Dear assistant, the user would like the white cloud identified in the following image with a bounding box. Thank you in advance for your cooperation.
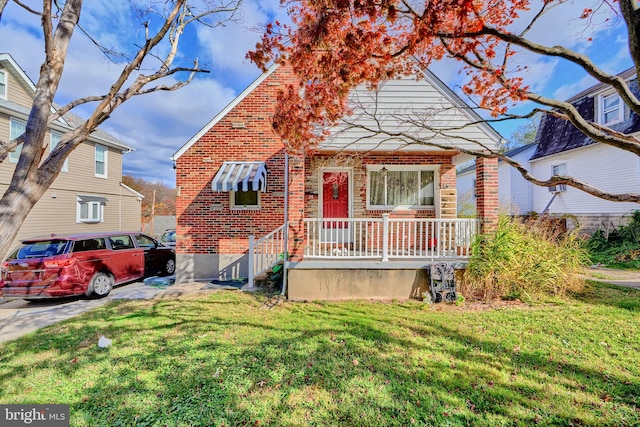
[0,0,278,187]
[0,0,634,187]
[196,0,291,84]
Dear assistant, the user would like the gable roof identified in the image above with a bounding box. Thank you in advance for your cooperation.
[172,63,280,161]
[319,67,502,152]
[173,63,503,160]
[456,142,537,176]
[530,70,640,161]
[0,52,132,152]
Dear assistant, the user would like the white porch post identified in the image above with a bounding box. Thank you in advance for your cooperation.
[248,235,255,287]
[382,213,390,262]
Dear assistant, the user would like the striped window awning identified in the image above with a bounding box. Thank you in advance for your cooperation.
[211,161,267,192]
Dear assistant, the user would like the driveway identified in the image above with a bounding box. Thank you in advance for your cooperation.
[0,279,248,344]
[583,267,640,290]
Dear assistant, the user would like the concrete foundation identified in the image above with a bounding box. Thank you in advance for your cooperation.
[564,213,632,235]
[176,253,247,283]
[287,261,465,301]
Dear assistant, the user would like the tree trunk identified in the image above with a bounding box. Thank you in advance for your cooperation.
[0,180,50,258]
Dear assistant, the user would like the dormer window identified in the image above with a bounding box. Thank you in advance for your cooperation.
[600,93,622,125]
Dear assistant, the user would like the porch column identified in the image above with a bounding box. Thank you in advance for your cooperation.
[475,156,499,232]
[287,154,306,262]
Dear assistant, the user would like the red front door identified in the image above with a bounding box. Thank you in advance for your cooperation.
[323,172,349,228]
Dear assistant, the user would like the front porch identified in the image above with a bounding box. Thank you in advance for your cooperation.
[303,216,478,260]
[248,216,478,296]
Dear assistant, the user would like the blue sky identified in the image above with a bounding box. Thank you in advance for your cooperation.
[0,1,633,187]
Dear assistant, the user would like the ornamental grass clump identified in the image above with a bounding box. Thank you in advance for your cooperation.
[464,216,589,301]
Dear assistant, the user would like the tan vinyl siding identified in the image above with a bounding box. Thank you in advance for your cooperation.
[0,55,141,251]
[0,184,142,250]
[51,142,125,195]
[4,67,33,108]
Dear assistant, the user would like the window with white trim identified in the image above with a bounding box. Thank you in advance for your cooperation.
[552,163,567,177]
[50,131,68,172]
[95,144,107,178]
[0,70,7,99]
[9,118,25,163]
[367,166,436,209]
[77,195,106,223]
[600,93,622,125]
[230,190,260,209]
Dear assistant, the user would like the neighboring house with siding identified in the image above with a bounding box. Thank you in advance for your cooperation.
[172,64,502,300]
[0,53,142,251]
[528,68,640,233]
[457,68,640,234]
[457,143,537,216]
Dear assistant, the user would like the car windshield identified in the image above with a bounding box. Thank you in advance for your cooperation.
[160,231,176,243]
[15,240,70,259]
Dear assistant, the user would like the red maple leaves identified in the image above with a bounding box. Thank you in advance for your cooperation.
[247,0,565,151]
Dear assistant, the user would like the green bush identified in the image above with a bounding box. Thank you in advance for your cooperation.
[584,211,640,268]
[463,216,589,301]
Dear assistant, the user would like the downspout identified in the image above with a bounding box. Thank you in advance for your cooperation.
[119,184,123,231]
[281,151,289,297]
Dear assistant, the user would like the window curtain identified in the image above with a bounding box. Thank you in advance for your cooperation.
[369,169,435,207]
[369,170,386,205]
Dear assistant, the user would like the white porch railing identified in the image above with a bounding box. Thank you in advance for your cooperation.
[248,224,286,287]
[304,215,479,260]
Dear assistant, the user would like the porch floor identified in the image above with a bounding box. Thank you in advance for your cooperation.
[287,259,469,270]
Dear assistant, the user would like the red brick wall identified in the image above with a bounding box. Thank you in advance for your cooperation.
[475,157,499,231]
[176,66,302,255]
[305,153,455,220]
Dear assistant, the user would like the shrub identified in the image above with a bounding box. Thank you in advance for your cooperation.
[463,216,589,301]
[584,210,640,268]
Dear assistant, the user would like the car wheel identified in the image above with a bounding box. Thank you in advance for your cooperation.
[86,272,114,298]
[163,258,176,276]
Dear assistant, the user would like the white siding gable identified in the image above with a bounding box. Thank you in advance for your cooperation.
[321,73,501,152]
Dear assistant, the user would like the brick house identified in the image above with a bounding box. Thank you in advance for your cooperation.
[172,64,500,300]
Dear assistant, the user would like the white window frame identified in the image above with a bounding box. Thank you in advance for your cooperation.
[95,144,108,178]
[599,92,623,126]
[0,70,7,99]
[366,165,438,210]
[50,131,68,172]
[229,190,261,210]
[77,199,104,223]
[9,117,25,164]
[552,163,567,177]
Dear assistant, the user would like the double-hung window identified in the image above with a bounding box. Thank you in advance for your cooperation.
[0,70,7,99]
[601,93,622,125]
[77,195,106,223]
[50,131,68,172]
[95,144,107,178]
[9,118,25,163]
[367,166,436,209]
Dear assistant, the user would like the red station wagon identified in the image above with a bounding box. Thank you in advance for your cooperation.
[0,232,176,299]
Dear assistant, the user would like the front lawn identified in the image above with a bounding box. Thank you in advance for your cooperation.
[1,283,639,426]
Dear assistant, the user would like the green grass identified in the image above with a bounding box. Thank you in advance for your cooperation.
[1,286,639,426]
